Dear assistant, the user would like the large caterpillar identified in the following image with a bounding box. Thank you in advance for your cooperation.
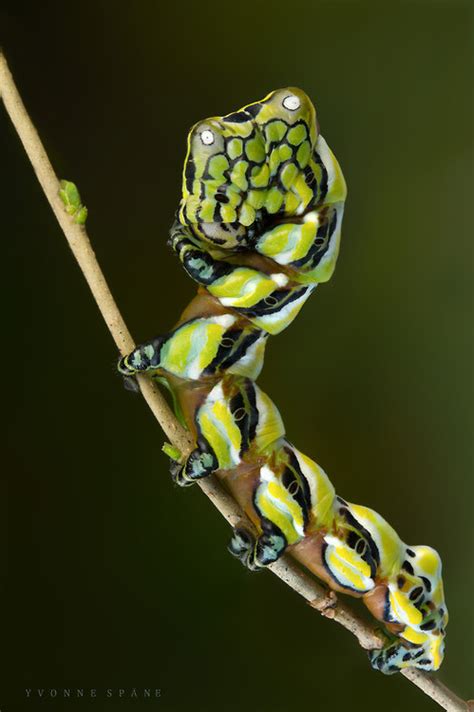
[118,88,448,674]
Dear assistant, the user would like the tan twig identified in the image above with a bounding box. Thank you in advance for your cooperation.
[0,51,467,712]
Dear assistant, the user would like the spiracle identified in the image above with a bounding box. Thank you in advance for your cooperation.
[118,88,447,674]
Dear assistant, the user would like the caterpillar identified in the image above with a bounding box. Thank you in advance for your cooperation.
[118,88,448,674]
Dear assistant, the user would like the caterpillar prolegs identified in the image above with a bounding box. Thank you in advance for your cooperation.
[118,88,447,674]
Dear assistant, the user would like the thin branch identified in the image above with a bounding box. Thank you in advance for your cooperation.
[0,52,467,712]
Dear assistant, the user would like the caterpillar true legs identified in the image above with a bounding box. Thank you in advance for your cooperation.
[118,87,447,674]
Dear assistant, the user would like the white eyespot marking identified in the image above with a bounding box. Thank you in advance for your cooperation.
[283,94,301,111]
[200,129,215,145]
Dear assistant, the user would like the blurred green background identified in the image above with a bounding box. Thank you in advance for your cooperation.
[1,1,472,710]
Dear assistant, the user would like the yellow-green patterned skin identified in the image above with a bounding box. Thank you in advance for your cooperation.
[118,88,447,675]
[180,89,318,238]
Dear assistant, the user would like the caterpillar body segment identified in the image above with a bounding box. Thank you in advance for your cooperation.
[169,219,318,335]
[119,88,447,674]
[118,311,268,383]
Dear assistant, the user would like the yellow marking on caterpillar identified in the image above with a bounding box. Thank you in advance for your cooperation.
[267,480,305,532]
[197,323,227,371]
[295,450,335,526]
[211,401,242,453]
[266,187,284,213]
[198,412,232,467]
[430,580,446,608]
[291,173,313,209]
[255,389,285,451]
[324,545,373,591]
[400,627,429,646]
[256,490,302,545]
[415,546,441,577]
[283,191,300,214]
[208,268,277,307]
[198,405,240,470]
[259,221,318,264]
[287,124,307,146]
[334,544,372,578]
[349,503,402,576]
[317,136,347,204]
[389,589,423,627]
[160,323,194,374]
[240,203,256,226]
[250,163,270,188]
[257,224,291,256]
[220,204,237,223]
[428,635,443,670]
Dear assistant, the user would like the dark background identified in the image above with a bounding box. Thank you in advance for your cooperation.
[2,2,472,710]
